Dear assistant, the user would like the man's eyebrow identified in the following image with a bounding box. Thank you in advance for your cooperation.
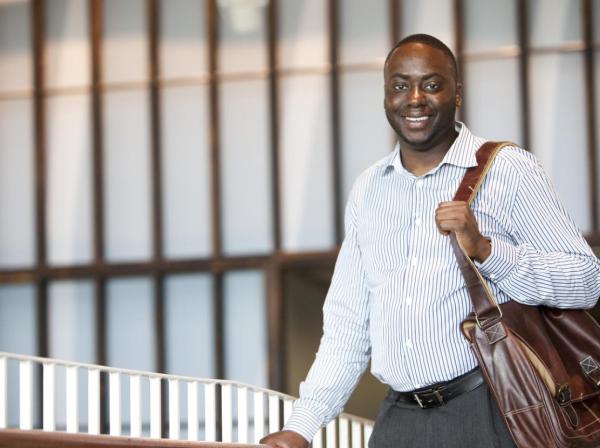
[389,72,445,79]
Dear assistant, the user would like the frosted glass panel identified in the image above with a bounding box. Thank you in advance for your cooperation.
[104,89,152,261]
[340,0,388,64]
[464,58,522,145]
[160,0,207,79]
[162,86,212,258]
[279,0,327,69]
[47,93,93,265]
[0,99,35,267]
[401,0,455,52]
[220,80,272,255]
[49,281,95,362]
[529,0,582,47]
[280,74,334,250]
[219,2,267,73]
[530,53,590,233]
[340,71,390,203]
[224,271,266,387]
[107,278,155,371]
[45,0,90,89]
[0,284,37,355]
[464,0,517,53]
[103,0,148,83]
[165,274,214,377]
[49,281,94,431]
[0,2,32,92]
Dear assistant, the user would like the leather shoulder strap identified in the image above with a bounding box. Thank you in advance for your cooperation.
[450,141,515,324]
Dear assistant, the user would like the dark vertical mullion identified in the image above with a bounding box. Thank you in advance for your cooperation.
[583,0,599,234]
[389,0,401,45]
[453,0,466,122]
[265,0,286,392]
[31,0,49,368]
[147,0,167,437]
[206,0,225,386]
[328,0,343,246]
[89,0,108,433]
[516,0,531,150]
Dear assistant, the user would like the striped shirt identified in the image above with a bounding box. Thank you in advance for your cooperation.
[284,122,600,441]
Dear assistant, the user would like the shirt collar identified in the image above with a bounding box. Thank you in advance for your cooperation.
[381,122,478,176]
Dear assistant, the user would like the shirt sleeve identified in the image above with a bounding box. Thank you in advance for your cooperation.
[476,155,600,309]
[283,185,372,442]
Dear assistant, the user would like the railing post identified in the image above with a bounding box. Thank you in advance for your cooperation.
[351,420,361,448]
[313,427,323,448]
[268,394,279,433]
[19,360,33,430]
[130,375,142,437]
[204,383,216,442]
[283,399,292,425]
[339,417,349,448]
[187,381,198,441]
[109,372,121,436]
[237,386,248,443]
[326,420,336,448]
[0,356,6,429]
[168,379,180,440]
[149,376,161,439]
[42,363,55,431]
[66,366,79,433]
[363,424,373,447]
[253,390,264,443]
[87,369,100,435]
[221,383,232,442]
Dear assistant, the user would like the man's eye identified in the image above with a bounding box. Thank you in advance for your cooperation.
[425,82,440,91]
[393,84,408,91]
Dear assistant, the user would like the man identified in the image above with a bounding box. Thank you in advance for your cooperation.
[261,34,600,448]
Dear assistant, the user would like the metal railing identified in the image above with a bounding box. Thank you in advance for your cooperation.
[0,352,373,447]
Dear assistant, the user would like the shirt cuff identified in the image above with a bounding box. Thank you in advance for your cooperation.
[282,405,324,443]
[475,237,519,282]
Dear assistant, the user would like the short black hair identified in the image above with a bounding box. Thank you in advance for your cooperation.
[385,34,459,81]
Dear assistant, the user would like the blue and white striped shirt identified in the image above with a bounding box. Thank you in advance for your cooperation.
[284,122,600,441]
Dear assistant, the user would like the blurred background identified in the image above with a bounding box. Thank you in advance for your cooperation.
[0,0,599,428]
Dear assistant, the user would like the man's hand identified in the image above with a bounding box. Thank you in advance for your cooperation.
[435,201,491,262]
[260,430,309,448]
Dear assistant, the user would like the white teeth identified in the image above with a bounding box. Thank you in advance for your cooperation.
[405,116,429,122]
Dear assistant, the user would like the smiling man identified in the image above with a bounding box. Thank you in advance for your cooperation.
[260,34,600,448]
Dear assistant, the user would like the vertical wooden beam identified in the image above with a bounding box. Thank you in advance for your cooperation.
[266,0,286,392]
[582,0,599,234]
[31,0,49,366]
[516,0,531,150]
[89,0,108,433]
[206,0,225,390]
[328,0,343,246]
[453,0,466,122]
[389,0,402,46]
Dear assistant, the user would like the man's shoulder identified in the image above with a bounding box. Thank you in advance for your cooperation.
[489,142,540,176]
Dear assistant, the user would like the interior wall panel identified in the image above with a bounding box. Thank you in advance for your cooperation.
[401,0,455,52]
[45,0,90,89]
[0,2,32,93]
[0,99,35,268]
[46,93,93,265]
[339,0,388,64]
[220,79,273,255]
[530,53,590,233]
[161,85,212,259]
[103,0,148,83]
[159,0,207,79]
[463,0,517,53]
[104,89,152,262]
[529,0,582,47]
[280,74,334,251]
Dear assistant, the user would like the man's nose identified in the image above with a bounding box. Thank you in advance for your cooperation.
[408,86,425,105]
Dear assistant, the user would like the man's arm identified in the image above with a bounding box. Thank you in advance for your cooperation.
[262,186,372,446]
[436,153,600,309]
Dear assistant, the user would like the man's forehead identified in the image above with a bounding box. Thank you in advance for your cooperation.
[385,43,455,77]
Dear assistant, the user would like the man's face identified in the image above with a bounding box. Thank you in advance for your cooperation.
[383,42,462,151]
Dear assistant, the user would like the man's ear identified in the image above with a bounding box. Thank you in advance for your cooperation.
[455,82,463,107]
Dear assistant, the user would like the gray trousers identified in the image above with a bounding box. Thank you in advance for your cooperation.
[368,382,516,448]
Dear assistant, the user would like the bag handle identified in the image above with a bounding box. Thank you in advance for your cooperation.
[450,141,514,326]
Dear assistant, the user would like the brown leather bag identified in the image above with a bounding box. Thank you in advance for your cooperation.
[453,141,600,448]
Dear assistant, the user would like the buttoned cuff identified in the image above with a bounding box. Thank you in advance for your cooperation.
[475,237,518,282]
[282,405,324,443]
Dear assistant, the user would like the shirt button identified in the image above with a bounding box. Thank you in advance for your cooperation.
[405,339,413,349]
[415,179,424,188]
[411,257,418,267]
[405,296,413,305]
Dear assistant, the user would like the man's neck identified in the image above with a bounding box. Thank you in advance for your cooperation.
[399,129,458,177]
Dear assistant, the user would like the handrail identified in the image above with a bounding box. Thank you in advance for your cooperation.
[0,352,374,448]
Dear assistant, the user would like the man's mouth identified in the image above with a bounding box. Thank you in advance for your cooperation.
[404,116,430,122]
